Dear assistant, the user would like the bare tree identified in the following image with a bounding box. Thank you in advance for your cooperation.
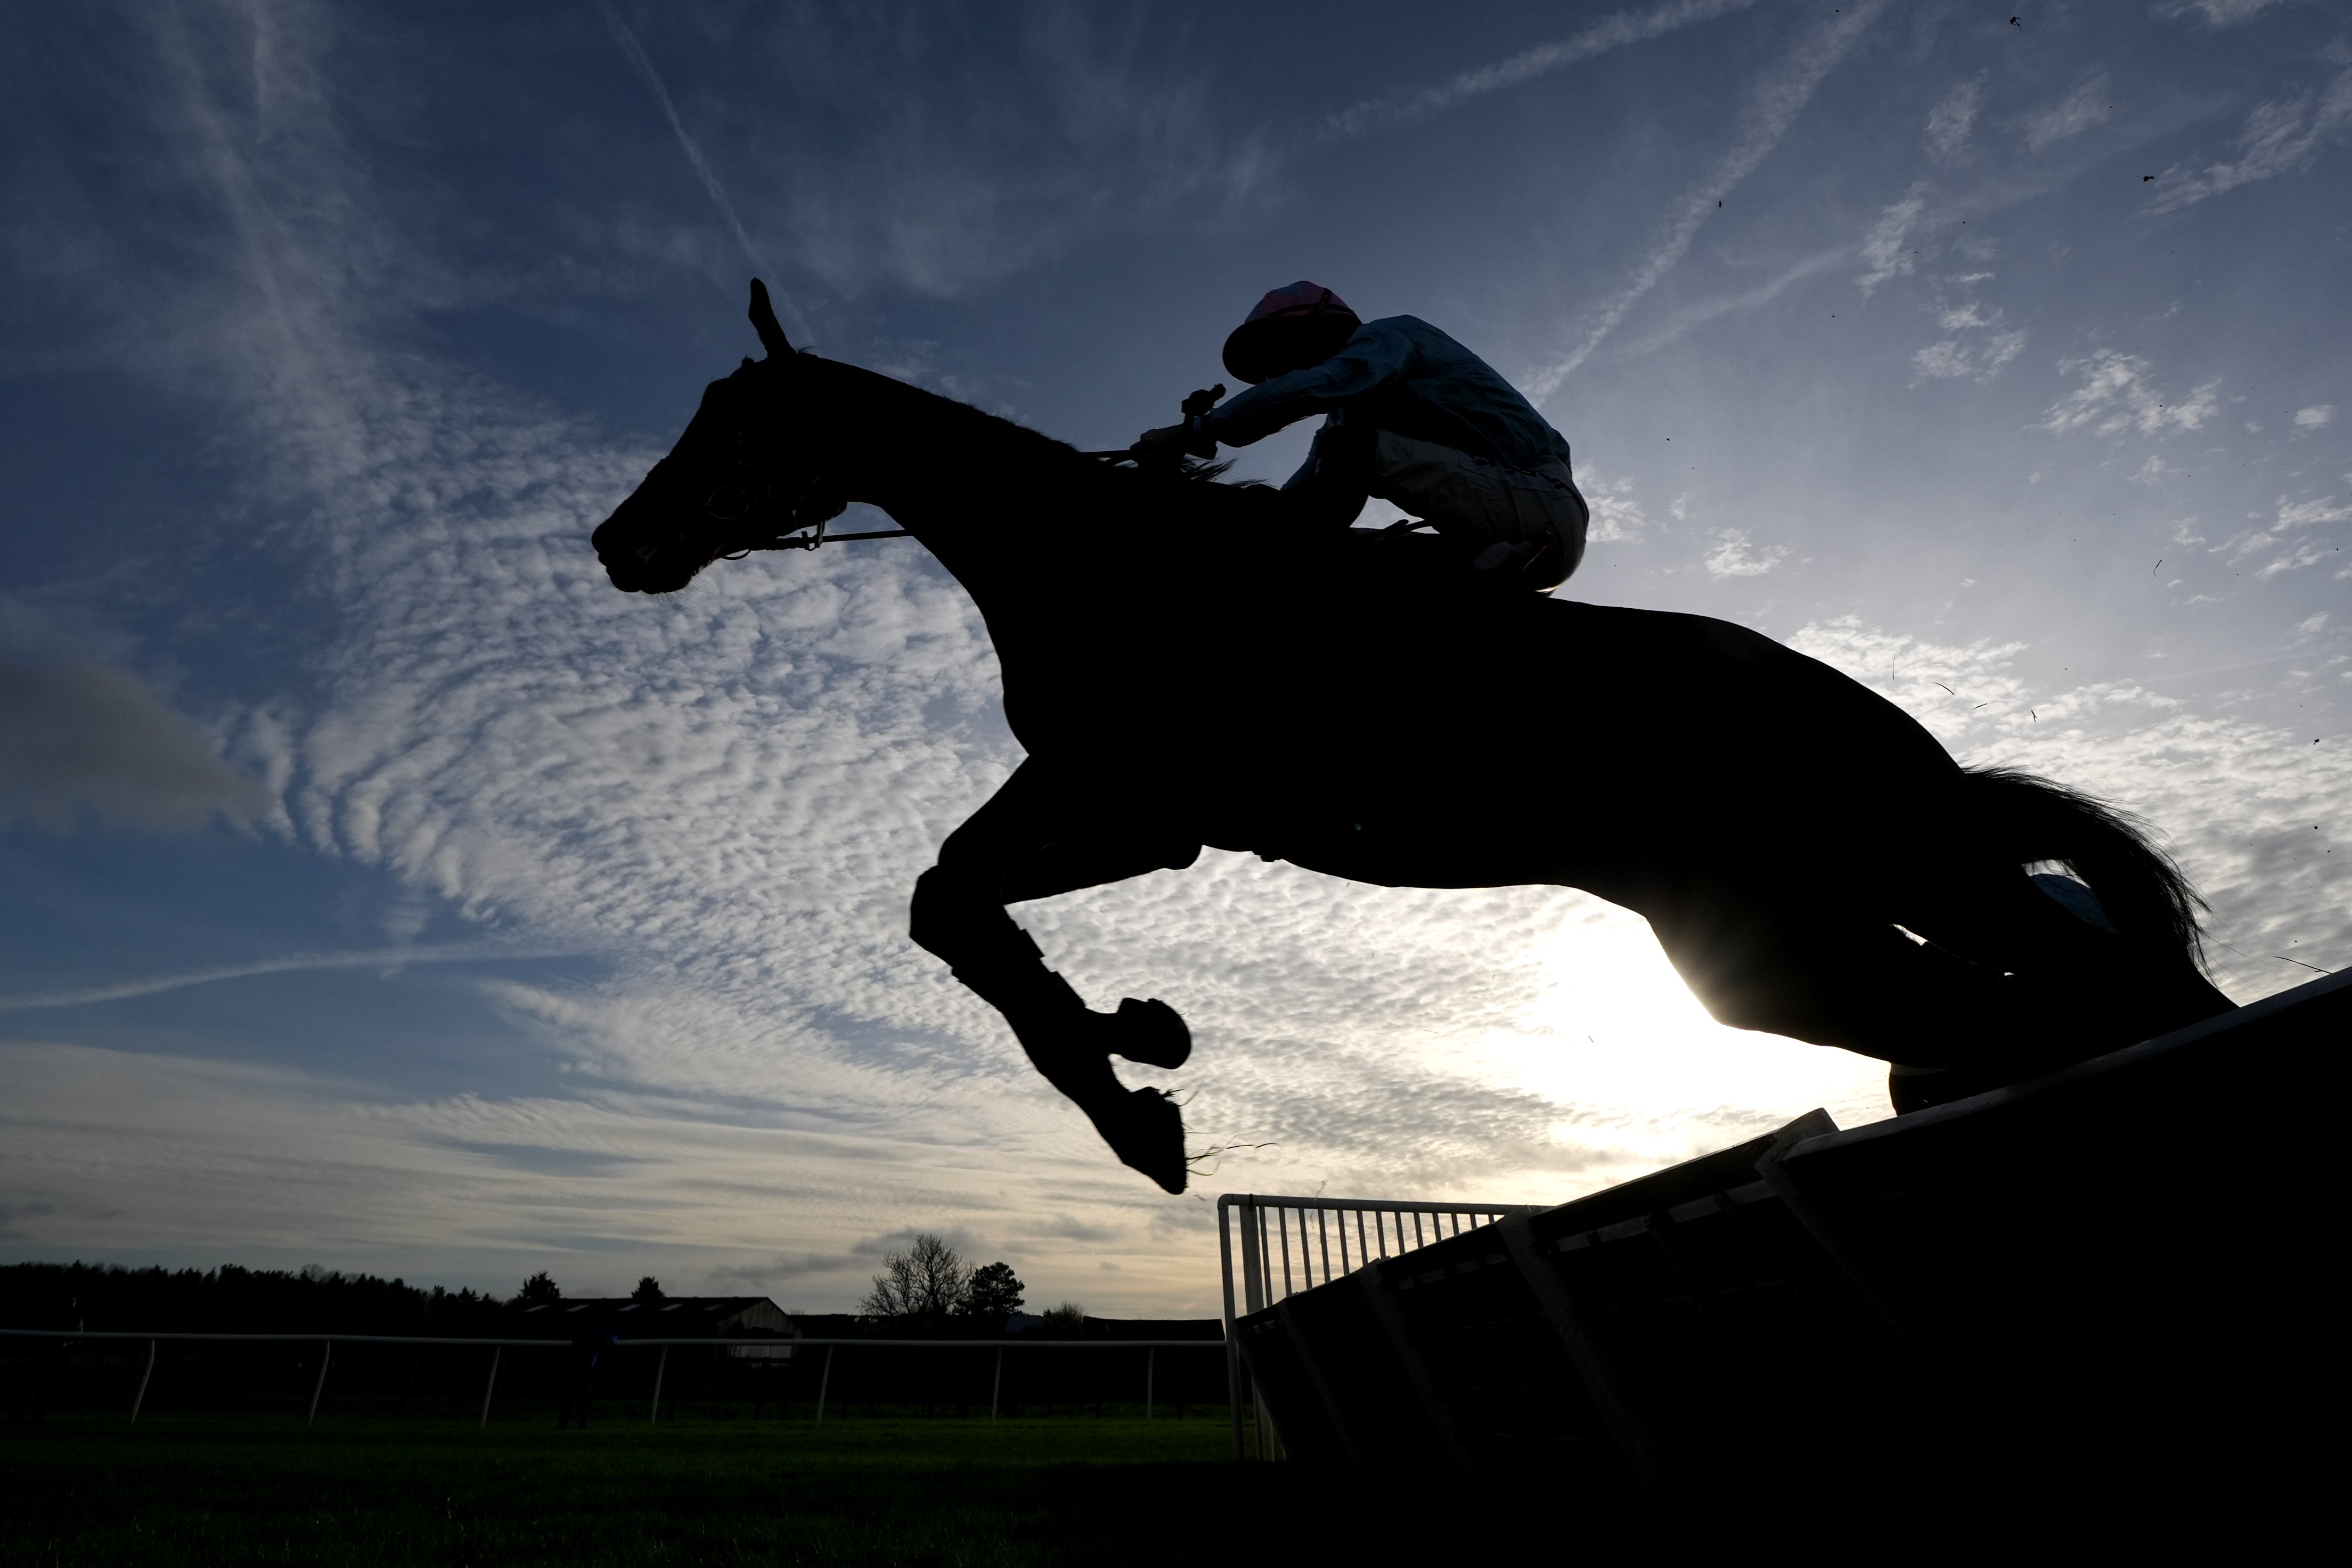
[859,1233,970,1320]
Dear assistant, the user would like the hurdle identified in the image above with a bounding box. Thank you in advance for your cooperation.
[1216,1194,1546,1460]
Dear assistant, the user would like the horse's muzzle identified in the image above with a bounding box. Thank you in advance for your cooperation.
[592,464,710,594]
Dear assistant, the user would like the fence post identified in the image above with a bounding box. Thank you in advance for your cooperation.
[1219,1199,1245,1461]
[1236,1203,1283,1461]
[307,1341,333,1427]
[479,1346,501,1428]
[129,1339,156,1424]
[1146,1347,1155,1420]
[991,1345,1003,1423]
[815,1345,834,1423]
[649,1345,669,1426]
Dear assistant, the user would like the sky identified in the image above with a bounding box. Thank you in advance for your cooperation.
[1,0,2345,1318]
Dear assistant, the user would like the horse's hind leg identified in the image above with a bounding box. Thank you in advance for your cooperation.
[1642,879,2088,1073]
[1901,867,2236,1044]
[1646,871,2227,1114]
[909,761,1200,1192]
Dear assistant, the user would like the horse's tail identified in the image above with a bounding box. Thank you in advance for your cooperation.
[1964,764,2212,978]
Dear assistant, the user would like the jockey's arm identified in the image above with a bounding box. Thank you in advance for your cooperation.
[1134,320,1421,459]
[1198,320,1418,450]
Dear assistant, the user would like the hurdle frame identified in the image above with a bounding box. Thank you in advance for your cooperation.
[1216,1194,1545,1460]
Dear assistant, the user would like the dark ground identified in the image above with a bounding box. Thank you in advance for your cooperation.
[3,1409,2283,1562]
[0,1412,1397,1566]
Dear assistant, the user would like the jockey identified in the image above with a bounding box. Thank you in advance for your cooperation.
[1137,282,1589,593]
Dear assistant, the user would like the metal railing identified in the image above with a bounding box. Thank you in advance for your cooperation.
[0,1328,1222,1430]
[1215,1194,1547,1460]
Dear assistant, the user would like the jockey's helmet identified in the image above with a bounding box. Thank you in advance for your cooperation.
[1222,282,1362,385]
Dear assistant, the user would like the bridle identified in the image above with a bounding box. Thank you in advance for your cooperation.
[615,281,1315,571]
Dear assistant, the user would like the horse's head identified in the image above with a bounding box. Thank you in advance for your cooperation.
[591,280,848,594]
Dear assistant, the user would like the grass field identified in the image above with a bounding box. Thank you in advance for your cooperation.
[0,1412,1322,1566]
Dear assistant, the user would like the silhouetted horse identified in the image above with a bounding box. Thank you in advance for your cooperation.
[592,283,2233,1193]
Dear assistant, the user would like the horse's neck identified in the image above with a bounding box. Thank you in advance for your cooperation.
[798,356,1115,618]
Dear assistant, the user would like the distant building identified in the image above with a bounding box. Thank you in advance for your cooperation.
[519,1296,798,1358]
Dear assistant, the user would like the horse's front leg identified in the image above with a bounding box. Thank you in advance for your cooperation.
[909,762,1202,1192]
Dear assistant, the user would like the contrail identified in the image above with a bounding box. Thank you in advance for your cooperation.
[594,1,802,328]
[0,944,577,1012]
[1316,0,1767,145]
[1526,0,1891,398]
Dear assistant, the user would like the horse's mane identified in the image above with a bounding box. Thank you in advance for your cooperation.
[1174,456,1244,484]
[876,368,1251,491]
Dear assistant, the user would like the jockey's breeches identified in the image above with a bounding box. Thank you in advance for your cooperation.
[1366,430,1588,592]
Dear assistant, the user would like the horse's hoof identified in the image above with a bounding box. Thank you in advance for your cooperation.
[1087,1085,1188,1195]
[1110,997,1191,1071]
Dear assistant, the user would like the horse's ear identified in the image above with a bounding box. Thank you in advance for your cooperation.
[749,278,793,359]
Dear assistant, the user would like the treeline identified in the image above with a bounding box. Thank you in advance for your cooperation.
[858,1234,1036,1327]
[0,1262,524,1337]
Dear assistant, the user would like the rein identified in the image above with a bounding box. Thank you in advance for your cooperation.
[733,448,1160,554]
[730,450,1436,557]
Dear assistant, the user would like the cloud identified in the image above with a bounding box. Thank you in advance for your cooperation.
[2295,404,2335,429]
[0,944,571,1014]
[1314,0,1766,143]
[0,658,271,832]
[1528,0,1893,395]
[1615,243,1849,359]
[2043,350,2220,436]
[0,1200,66,1240]
[591,0,793,332]
[2218,493,2352,580]
[1012,1213,1126,1244]
[1702,528,1787,577]
[1907,272,2027,384]
[1576,468,1648,543]
[2149,64,2352,214]
[2155,0,2291,26]
[0,7,1906,1303]
[1856,185,1926,294]
[0,1038,1051,1300]
[1788,619,2352,1001]
[1924,75,1984,160]
[17,0,2343,1312]
[2024,76,2116,154]
[2275,494,2352,529]
[1912,325,2026,383]
[564,3,1275,300]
